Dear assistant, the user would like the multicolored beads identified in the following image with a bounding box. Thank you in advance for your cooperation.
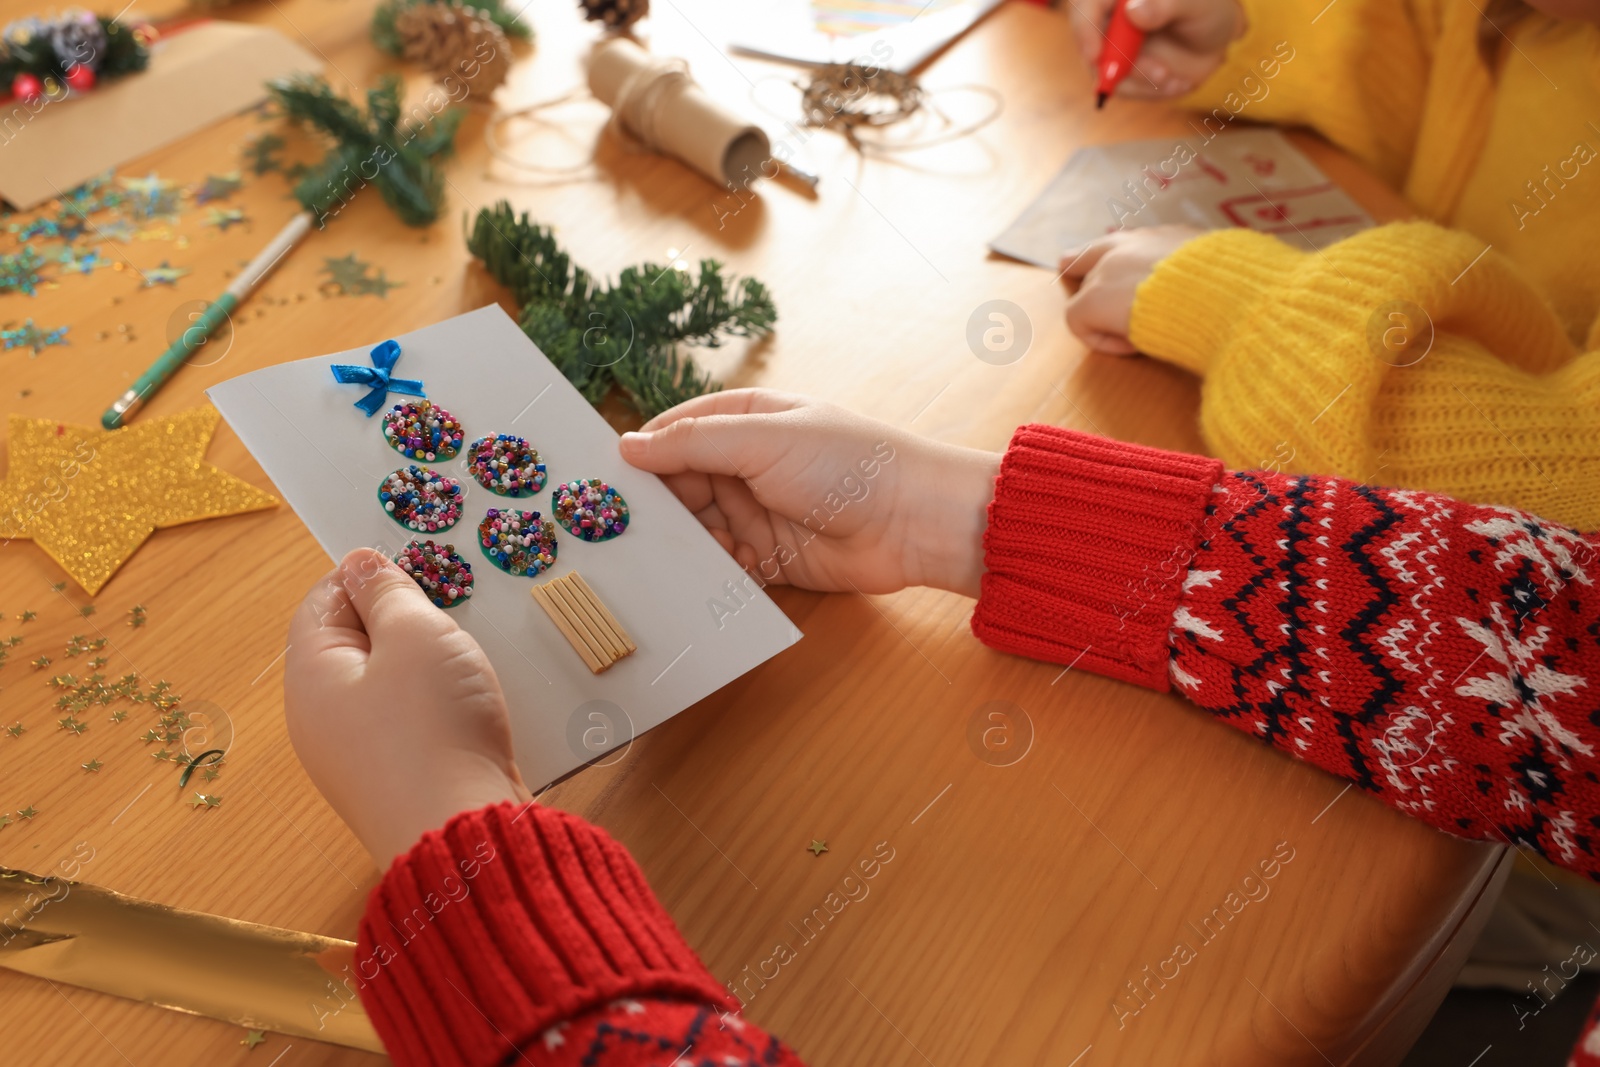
[552,479,629,542]
[383,400,465,461]
[396,541,475,609]
[379,466,463,533]
[479,509,559,577]
[466,434,547,497]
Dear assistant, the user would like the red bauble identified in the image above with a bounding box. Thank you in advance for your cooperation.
[11,73,43,103]
[64,65,96,93]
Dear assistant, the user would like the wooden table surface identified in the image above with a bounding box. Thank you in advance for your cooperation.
[0,1,1508,1064]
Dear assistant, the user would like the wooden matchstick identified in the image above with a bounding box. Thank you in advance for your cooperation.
[530,572,635,673]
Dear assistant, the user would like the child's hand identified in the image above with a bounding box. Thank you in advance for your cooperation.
[1068,0,1245,99]
[284,548,532,870]
[1060,225,1204,354]
[620,390,1000,599]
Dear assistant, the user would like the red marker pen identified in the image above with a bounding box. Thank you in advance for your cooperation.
[1095,0,1147,108]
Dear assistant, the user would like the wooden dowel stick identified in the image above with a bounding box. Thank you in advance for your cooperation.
[549,579,619,662]
[531,585,606,673]
[571,573,635,652]
[554,580,627,660]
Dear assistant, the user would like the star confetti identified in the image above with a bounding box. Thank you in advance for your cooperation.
[77,605,95,617]
[30,656,49,669]
[82,759,102,772]
[241,1029,266,1049]
[1,320,69,355]
[119,173,181,220]
[201,766,221,782]
[5,723,23,738]
[0,814,9,830]
[1,248,46,296]
[143,261,190,288]
[129,605,147,628]
[205,208,249,232]
[17,806,38,820]
[0,409,278,594]
[190,793,222,809]
[19,611,35,622]
[809,839,829,856]
[55,247,108,276]
[194,173,243,204]
[242,133,286,176]
[321,254,403,298]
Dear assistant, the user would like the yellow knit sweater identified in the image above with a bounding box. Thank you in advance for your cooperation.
[1126,0,1600,529]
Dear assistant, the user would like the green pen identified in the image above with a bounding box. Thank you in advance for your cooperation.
[101,211,315,430]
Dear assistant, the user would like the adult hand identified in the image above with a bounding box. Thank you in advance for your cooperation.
[284,548,532,870]
[620,390,1000,599]
[1060,225,1205,354]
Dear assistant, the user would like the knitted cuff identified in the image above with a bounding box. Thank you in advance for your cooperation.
[971,425,1223,690]
[355,803,736,1067]
[1128,228,1306,377]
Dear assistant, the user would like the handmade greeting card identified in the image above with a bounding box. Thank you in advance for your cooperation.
[990,128,1374,268]
[208,305,802,788]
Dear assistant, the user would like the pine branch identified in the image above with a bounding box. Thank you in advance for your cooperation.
[267,75,463,228]
[467,202,778,419]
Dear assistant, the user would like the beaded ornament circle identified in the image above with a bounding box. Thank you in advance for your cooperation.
[396,540,475,609]
[552,479,629,542]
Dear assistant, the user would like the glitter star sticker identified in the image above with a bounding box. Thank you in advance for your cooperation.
[808,840,829,857]
[143,261,190,288]
[0,408,278,594]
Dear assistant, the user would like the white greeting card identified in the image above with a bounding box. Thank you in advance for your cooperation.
[209,305,802,788]
[990,128,1374,268]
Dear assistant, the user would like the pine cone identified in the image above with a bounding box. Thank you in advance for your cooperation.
[579,0,649,30]
[394,1,510,97]
[49,11,106,72]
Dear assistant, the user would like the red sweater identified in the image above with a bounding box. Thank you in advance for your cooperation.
[354,425,1600,1066]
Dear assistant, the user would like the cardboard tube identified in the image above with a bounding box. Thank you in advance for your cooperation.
[589,37,772,189]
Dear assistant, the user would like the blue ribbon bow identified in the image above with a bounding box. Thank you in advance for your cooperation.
[330,339,426,417]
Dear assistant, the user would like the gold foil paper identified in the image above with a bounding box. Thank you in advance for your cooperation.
[0,867,382,1052]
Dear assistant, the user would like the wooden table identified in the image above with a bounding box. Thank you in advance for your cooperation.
[0,0,1509,1063]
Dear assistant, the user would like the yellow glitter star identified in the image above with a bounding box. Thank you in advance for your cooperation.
[0,408,277,594]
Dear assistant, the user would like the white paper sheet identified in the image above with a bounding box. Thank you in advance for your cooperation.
[208,306,802,788]
[727,0,1005,72]
[990,128,1374,268]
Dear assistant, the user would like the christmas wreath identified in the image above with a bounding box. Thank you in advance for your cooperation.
[0,10,150,103]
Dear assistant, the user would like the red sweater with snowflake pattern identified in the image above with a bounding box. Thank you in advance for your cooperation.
[354,425,1600,1067]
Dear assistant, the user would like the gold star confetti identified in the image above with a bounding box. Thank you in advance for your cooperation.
[109,709,128,723]
[0,409,278,594]
[50,582,65,593]
[152,749,171,762]
[5,636,21,647]
[82,759,102,772]
[139,729,160,743]
[17,806,38,820]
[241,1029,266,1049]
[77,605,95,617]
[128,604,147,628]
[4,723,22,738]
[29,656,49,669]
[201,767,221,782]
[190,793,222,809]
[808,840,829,857]
[0,814,9,830]
[18,611,35,622]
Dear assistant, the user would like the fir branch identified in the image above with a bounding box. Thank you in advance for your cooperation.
[467,202,777,419]
[267,74,462,228]
[371,0,531,56]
